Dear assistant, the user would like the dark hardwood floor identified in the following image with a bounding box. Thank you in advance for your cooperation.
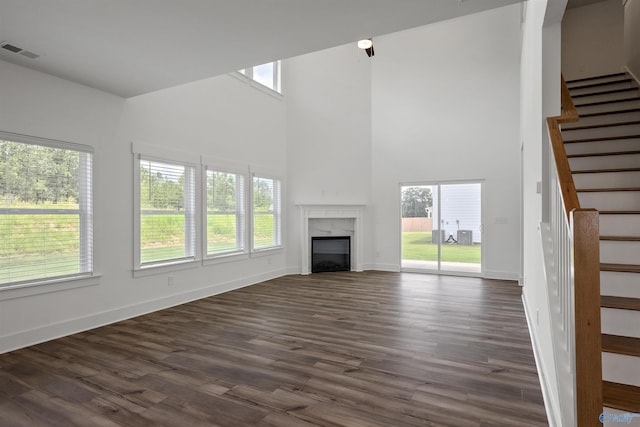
[0,272,548,426]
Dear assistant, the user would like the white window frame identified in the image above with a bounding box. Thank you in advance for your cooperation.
[202,157,249,264]
[0,131,97,295]
[250,168,283,255]
[132,142,201,276]
[238,61,282,94]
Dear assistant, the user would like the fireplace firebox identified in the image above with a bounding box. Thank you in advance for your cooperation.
[311,236,351,273]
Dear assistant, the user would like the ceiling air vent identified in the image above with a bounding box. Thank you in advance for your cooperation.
[1,42,22,53]
[0,41,40,59]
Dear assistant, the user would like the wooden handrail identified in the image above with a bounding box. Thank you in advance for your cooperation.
[548,75,580,218]
[547,75,602,427]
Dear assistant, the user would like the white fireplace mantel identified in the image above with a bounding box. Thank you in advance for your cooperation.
[298,204,365,275]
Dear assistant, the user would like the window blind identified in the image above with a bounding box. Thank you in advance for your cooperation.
[252,176,281,250]
[206,169,245,256]
[139,158,195,266]
[0,137,93,286]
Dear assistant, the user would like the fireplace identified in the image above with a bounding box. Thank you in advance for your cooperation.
[298,204,364,275]
[311,236,351,273]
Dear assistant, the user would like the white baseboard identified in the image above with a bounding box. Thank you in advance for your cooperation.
[0,268,287,354]
[286,266,302,275]
[522,293,561,427]
[365,263,401,272]
[484,270,519,281]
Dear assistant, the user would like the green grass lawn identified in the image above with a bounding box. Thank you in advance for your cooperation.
[4,212,485,284]
[402,231,481,264]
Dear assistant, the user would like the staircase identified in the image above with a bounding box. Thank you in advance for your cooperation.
[563,72,640,417]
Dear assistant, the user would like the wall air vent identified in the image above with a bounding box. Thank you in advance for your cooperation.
[0,41,39,59]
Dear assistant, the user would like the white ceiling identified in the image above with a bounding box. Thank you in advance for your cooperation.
[0,0,522,98]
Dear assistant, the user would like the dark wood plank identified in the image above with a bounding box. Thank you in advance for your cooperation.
[600,236,640,242]
[566,72,627,85]
[602,334,640,357]
[0,272,547,426]
[601,296,640,311]
[601,263,640,273]
[568,151,640,159]
[562,120,640,131]
[603,381,640,412]
[573,168,640,174]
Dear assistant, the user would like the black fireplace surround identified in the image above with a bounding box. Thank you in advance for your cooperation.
[311,236,351,273]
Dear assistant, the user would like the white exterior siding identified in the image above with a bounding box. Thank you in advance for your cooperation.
[432,183,482,244]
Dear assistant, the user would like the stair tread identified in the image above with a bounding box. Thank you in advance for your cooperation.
[602,334,640,357]
[575,97,640,108]
[567,150,640,158]
[568,78,633,92]
[603,381,640,412]
[564,134,640,144]
[577,187,640,192]
[600,210,640,215]
[572,167,640,174]
[580,107,640,118]
[567,72,627,85]
[601,263,640,273]
[601,296,640,310]
[572,87,638,98]
[562,120,640,131]
[601,235,640,241]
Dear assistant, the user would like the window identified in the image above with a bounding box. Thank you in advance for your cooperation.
[0,133,93,286]
[205,167,246,257]
[239,61,281,93]
[252,175,281,251]
[136,156,197,269]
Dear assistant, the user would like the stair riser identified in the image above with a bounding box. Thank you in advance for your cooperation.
[573,89,640,104]
[573,171,640,189]
[600,215,640,238]
[562,123,640,140]
[578,192,640,211]
[565,138,640,156]
[568,153,640,170]
[601,241,640,265]
[601,271,640,299]
[602,307,640,338]
[575,98,640,115]
[602,353,640,388]
[569,80,636,96]
[562,111,640,128]
[567,75,629,88]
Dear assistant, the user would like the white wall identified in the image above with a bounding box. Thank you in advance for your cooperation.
[0,61,287,353]
[520,0,563,425]
[284,45,373,272]
[371,5,523,278]
[562,0,625,80]
[625,0,640,82]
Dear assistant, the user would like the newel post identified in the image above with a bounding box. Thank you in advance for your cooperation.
[571,208,603,426]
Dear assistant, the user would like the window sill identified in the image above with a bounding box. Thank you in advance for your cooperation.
[133,259,200,278]
[228,71,283,100]
[0,274,101,301]
[203,252,249,266]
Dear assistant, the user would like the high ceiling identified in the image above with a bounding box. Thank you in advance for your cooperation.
[0,0,522,98]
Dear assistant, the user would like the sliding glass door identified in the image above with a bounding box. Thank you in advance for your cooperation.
[401,182,482,275]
